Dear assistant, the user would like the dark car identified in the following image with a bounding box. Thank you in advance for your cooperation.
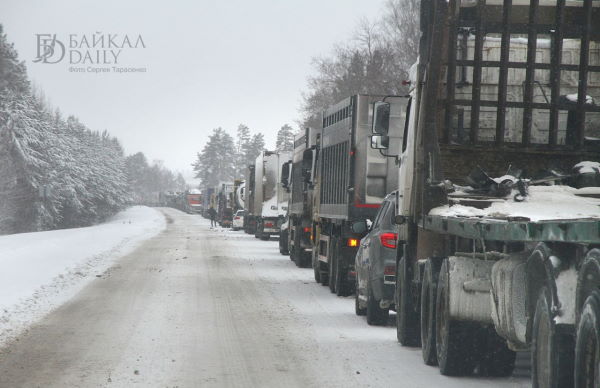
[354,192,397,325]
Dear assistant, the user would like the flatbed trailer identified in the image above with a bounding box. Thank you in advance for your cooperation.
[369,0,600,385]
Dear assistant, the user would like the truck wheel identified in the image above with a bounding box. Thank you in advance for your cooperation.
[366,280,389,325]
[435,259,477,376]
[292,229,302,267]
[320,262,329,287]
[355,278,366,316]
[532,286,575,388]
[575,290,600,388]
[328,238,337,293]
[335,247,351,297]
[300,251,311,269]
[477,328,516,377]
[420,258,440,365]
[260,234,270,241]
[396,257,420,347]
[313,252,321,283]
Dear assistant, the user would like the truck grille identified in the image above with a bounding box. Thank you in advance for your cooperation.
[320,141,349,205]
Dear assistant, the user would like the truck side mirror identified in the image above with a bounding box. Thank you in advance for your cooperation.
[350,220,368,234]
[371,134,389,150]
[393,215,407,225]
[372,101,391,134]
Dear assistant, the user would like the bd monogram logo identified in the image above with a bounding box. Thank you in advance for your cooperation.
[34,34,66,64]
[32,33,146,68]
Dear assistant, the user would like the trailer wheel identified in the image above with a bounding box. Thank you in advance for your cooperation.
[575,290,600,388]
[396,257,420,347]
[319,261,329,287]
[355,278,366,316]
[313,252,321,283]
[421,258,441,365]
[334,247,351,297]
[328,239,337,293]
[476,328,516,377]
[532,286,575,388]
[292,228,303,267]
[435,259,477,376]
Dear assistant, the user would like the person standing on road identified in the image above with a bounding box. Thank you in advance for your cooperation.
[208,206,217,228]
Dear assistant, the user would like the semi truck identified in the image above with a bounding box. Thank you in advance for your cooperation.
[243,164,257,234]
[311,95,400,296]
[246,151,291,240]
[371,0,600,384]
[185,189,202,214]
[215,182,234,227]
[281,127,320,268]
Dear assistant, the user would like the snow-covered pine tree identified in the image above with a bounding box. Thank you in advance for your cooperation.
[193,127,236,188]
[275,124,295,152]
[234,124,250,178]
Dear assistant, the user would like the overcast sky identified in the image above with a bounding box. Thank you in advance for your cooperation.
[1,0,386,184]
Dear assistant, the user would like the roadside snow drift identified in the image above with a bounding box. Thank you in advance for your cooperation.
[0,206,166,346]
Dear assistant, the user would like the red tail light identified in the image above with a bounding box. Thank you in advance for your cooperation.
[303,227,312,233]
[347,238,359,247]
[380,233,397,249]
[234,216,240,220]
[384,265,396,276]
[265,222,274,228]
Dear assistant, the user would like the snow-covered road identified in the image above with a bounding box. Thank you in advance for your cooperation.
[0,208,530,387]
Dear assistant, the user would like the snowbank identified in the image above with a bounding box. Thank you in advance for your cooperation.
[0,206,166,346]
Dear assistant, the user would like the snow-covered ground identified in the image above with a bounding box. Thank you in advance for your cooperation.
[0,209,529,387]
[0,206,165,346]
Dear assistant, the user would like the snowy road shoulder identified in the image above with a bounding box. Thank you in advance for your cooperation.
[0,206,166,347]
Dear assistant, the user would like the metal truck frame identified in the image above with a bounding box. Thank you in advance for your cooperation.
[372,0,600,384]
[311,94,399,296]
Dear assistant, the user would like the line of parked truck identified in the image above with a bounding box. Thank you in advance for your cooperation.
[200,1,600,386]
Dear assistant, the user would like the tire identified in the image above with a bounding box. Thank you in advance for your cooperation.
[396,257,421,347]
[335,247,351,297]
[435,259,478,376]
[355,278,367,316]
[260,234,270,241]
[366,280,389,325]
[575,290,600,388]
[320,262,329,287]
[292,228,303,267]
[476,328,516,377]
[328,238,337,293]
[421,258,440,366]
[532,286,575,388]
[313,252,321,283]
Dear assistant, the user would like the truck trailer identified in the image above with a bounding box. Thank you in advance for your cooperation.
[371,0,600,384]
[311,95,400,296]
[247,151,291,240]
[281,127,320,268]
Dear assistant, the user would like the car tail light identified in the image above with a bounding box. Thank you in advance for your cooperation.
[380,233,397,249]
[347,238,359,247]
[234,216,240,220]
[265,222,274,228]
[303,227,312,233]
[384,265,396,276]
